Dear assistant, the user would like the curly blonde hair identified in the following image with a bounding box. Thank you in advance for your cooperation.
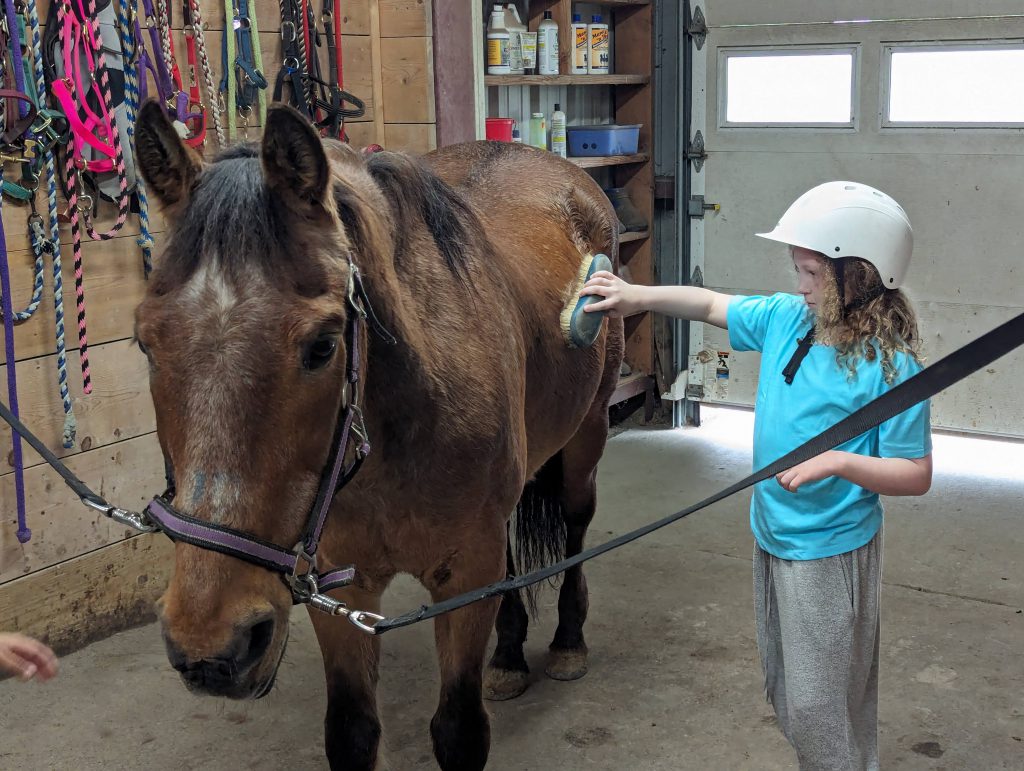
[810,254,922,384]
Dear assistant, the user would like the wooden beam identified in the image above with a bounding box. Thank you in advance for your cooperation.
[381,36,436,123]
[369,0,388,143]
[0,534,173,656]
[0,237,148,366]
[432,0,475,146]
[1,432,166,581]
[0,339,154,474]
[384,123,438,154]
[380,0,432,37]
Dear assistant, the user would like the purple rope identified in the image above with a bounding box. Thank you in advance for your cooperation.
[3,0,29,115]
[0,201,29,543]
[1,0,30,541]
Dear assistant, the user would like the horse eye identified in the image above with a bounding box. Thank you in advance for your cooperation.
[303,336,338,370]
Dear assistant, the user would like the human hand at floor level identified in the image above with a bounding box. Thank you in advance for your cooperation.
[777,451,933,496]
[0,633,59,682]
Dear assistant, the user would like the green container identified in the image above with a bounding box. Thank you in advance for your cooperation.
[529,112,547,149]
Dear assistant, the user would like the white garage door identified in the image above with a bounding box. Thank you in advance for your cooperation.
[686,1,1024,437]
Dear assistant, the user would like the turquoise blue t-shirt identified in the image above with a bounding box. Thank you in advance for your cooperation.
[727,292,932,560]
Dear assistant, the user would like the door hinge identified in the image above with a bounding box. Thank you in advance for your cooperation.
[687,5,707,51]
[688,195,720,218]
[686,130,707,173]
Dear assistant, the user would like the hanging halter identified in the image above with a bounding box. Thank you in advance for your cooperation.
[273,0,363,139]
[45,0,135,392]
[220,0,267,140]
[182,0,224,146]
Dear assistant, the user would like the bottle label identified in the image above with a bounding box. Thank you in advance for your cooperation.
[508,32,523,71]
[488,38,509,68]
[590,28,609,50]
[574,27,588,69]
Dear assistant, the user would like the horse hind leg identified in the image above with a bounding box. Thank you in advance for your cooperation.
[546,406,611,682]
[483,533,530,701]
[484,453,567,701]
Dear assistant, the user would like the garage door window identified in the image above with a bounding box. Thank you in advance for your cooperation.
[885,43,1024,127]
[719,47,857,128]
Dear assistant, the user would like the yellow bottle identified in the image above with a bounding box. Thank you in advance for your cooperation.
[587,15,609,75]
[571,14,588,75]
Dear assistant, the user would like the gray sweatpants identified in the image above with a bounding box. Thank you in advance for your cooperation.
[753,530,882,771]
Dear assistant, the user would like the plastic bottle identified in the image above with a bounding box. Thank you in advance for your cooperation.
[503,4,526,75]
[588,14,609,75]
[529,112,546,149]
[511,126,522,143]
[570,13,588,75]
[550,103,566,158]
[486,4,510,76]
[537,10,559,75]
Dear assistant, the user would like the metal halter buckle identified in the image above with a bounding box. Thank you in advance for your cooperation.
[81,497,158,533]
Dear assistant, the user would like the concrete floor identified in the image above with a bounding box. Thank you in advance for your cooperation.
[1,410,1022,770]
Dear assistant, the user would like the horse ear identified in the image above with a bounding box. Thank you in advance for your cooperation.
[135,100,202,214]
[261,106,330,217]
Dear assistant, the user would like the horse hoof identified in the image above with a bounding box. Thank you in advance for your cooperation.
[483,667,529,701]
[545,648,588,681]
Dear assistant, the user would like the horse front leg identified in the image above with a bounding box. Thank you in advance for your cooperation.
[423,532,505,771]
[309,580,388,771]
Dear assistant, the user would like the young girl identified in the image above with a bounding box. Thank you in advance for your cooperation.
[581,181,932,770]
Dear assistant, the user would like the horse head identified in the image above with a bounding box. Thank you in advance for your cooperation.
[134,101,377,699]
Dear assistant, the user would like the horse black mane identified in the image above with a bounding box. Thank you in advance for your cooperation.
[151,145,477,296]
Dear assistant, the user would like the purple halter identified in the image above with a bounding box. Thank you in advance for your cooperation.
[134,0,197,125]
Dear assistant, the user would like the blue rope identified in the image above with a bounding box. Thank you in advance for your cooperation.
[26,0,76,449]
[115,0,154,277]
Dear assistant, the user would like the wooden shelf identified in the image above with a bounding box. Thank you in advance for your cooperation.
[610,373,653,405]
[484,74,649,87]
[569,153,649,169]
[619,229,649,243]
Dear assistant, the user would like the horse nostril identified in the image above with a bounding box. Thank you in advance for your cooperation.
[236,617,275,672]
[164,635,189,673]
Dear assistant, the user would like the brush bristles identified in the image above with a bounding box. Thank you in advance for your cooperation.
[559,254,596,348]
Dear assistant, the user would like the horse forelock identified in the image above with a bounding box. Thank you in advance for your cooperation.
[151,153,343,299]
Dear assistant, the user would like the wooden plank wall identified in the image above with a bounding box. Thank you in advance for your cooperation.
[0,0,435,651]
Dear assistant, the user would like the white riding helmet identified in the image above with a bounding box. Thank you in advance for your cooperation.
[756,181,913,288]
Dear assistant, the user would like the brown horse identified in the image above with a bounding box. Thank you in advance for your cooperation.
[133,101,623,770]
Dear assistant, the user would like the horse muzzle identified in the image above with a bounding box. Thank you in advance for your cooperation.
[162,614,282,699]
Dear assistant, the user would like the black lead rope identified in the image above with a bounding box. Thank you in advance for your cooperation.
[0,312,1021,635]
[373,310,1024,634]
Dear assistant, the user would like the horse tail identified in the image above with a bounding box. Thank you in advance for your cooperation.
[560,188,619,268]
[512,451,568,615]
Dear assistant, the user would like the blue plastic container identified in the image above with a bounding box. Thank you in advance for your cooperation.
[566,124,641,156]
